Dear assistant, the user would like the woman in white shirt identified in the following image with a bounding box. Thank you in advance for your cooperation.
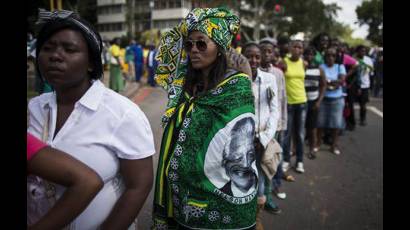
[243,42,280,228]
[27,9,155,230]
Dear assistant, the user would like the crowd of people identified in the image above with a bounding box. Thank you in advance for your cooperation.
[27,7,383,230]
[101,37,159,92]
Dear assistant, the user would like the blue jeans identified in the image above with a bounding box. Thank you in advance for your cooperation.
[134,62,143,82]
[148,67,156,86]
[283,103,307,163]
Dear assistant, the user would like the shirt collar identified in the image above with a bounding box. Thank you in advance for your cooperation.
[78,80,105,111]
[40,80,105,111]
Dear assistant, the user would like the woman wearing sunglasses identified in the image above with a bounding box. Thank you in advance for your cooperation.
[153,8,257,230]
[316,48,347,155]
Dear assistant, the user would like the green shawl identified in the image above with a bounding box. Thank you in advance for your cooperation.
[153,72,257,229]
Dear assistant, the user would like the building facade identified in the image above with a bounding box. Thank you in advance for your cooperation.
[97,0,209,40]
[97,0,127,40]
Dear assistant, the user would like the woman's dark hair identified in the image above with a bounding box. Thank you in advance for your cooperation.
[311,32,330,51]
[184,44,228,95]
[355,44,367,53]
[35,15,103,81]
[241,42,259,55]
[303,46,315,56]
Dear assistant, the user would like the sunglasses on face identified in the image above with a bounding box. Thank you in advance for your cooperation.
[184,39,207,52]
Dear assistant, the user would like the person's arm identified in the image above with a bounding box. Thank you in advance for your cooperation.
[334,64,347,87]
[28,146,103,230]
[100,157,153,230]
[315,68,327,110]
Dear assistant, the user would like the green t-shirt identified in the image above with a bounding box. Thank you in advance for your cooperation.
[313,51,324,66]
[284,57,307,104]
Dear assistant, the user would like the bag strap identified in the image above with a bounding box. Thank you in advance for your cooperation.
[41,105,57,202]
[42,105,51,142]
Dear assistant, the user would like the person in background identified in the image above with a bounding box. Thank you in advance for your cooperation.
[131,40,144,82]
[311,32,330,66]
[336,42,359,131]
[354,45,374,126]
[282,40,307,174]
[373,48,383,97]
[109,37,125,92]
[27,133,103,230]
[316,48,347,155]
[147,44,158,87]
[303,47,327,159]
[258,37,288,199]
[125,40,136,81]
[243,42,281,227]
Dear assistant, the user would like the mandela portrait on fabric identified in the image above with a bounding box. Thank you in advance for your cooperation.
[220,117,257,197]
[204,114,258,203]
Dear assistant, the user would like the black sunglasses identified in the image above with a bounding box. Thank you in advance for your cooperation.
[184,39,207,52]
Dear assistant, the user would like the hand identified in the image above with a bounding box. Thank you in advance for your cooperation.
[313,101,320,111]
[357,89,362,96]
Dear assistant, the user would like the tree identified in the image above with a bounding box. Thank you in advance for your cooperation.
[356,0,383,45]
[211,0,343,42]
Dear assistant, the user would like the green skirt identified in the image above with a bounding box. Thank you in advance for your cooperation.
[109,64,124,92]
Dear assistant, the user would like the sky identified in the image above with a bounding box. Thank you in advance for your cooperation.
[322,0,369,39]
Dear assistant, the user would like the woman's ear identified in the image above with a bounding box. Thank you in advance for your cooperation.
[88,61,94,72]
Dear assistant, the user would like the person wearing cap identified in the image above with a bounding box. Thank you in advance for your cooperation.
[153,7,257,229]
[258,37,289,200]
[27,9,155,229]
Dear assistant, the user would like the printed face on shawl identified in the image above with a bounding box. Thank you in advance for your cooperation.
[187,31,219,71]
[223,117,257,193]
[38,29,91,90]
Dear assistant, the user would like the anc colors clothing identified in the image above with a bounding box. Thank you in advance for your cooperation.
[153,72,257,230]
[284,57,307,104]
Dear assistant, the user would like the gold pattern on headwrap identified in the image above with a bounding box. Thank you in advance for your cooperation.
[154,7,241,126]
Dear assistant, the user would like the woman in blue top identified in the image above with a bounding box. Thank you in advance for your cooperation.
[317,48,346,155]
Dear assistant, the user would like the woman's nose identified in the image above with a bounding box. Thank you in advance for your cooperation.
[49,48,63,61]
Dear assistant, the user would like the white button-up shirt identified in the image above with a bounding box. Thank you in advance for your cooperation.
[252,68,279,148]
[28,80,155,229]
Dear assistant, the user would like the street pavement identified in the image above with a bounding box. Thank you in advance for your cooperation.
[128,85,383,230]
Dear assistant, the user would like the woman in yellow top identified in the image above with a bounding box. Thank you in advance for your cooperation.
[282,40,308,174]
[109,38,125,92]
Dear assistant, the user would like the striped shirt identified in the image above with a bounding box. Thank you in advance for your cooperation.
[305,67,321,101]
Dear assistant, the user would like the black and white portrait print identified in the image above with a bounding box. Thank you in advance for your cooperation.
[204,114,258,204]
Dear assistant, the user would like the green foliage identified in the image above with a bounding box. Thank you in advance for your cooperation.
[356,0,383,45]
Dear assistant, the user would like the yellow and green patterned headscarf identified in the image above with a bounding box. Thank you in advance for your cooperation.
[155,7,240,127]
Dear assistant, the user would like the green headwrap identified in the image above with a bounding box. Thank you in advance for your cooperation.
[155,7,240,127]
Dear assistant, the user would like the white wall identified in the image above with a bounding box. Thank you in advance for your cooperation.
[100,31,127,40]
[97,0,126,6]
[98,14,126,24]
[152,8,190,20]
